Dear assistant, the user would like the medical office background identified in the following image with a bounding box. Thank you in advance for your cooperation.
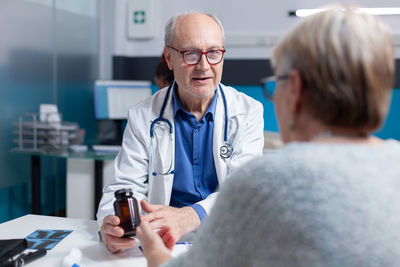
[0,0,399,223]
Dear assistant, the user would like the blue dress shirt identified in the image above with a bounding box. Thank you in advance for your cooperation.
[169,87,219,223]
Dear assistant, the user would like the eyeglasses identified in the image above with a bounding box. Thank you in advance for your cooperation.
[259,74,290,100]
[167,46,226,66]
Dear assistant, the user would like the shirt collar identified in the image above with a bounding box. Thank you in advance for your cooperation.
[172,84,219,122]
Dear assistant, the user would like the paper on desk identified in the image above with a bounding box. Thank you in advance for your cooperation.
[171,243,191,257]
[137,243,190,258]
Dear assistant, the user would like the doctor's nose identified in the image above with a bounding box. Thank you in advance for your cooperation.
[195,54,211,71]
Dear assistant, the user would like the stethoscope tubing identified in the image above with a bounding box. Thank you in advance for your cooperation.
[150,81,232,175]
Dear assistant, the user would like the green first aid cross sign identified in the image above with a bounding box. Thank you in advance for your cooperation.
[133,10,146,24]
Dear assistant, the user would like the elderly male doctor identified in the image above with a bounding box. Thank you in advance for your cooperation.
[97,12,264,253]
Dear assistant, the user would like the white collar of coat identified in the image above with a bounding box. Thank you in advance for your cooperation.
[152,83,246,122]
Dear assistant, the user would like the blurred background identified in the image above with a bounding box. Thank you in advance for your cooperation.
[0,0,399,223]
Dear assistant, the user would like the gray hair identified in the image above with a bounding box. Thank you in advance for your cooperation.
[272,4,394,133]
[164,12,225,46]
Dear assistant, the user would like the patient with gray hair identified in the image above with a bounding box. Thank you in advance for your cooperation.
[137,5,400,267]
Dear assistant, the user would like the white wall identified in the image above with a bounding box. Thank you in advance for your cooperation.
[99,0,400,79]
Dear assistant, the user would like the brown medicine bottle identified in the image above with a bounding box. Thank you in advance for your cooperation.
[113,189,140,237]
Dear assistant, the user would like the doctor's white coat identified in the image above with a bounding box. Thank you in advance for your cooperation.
[97,83,264,226]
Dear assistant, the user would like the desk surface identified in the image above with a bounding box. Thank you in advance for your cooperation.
[0,215,147,266]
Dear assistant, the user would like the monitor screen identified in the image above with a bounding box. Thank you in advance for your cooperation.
[94,80,152,119]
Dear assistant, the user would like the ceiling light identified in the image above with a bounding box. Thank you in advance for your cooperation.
[289,7,400,17]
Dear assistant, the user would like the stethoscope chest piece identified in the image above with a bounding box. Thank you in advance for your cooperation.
[220,142,233,159]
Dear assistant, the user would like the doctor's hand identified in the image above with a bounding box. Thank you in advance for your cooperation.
[140,200,201,247]
[100,215,136,253]
[137,221,172,267]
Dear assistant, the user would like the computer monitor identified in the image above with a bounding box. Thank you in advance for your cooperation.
[94,80,152,119]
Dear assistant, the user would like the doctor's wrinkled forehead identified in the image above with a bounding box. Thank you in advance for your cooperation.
[164,12,225,46]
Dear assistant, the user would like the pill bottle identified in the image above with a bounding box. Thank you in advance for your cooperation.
[113,189,140,237]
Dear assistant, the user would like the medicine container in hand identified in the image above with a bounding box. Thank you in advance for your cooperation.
[113,189,140,237]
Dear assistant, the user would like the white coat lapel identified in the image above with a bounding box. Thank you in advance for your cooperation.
[213,86,228,184]
[213,85,242,184]
[149,86,175,205]
[157,89,175,178]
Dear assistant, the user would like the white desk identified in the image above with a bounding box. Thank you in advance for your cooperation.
[0,215,147,266]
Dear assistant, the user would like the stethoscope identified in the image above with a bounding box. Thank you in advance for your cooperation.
[150,81,233,176]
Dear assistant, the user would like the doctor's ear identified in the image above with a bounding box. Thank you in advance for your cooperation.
[163,46,174,71]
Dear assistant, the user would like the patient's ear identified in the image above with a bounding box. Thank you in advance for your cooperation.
[288,69,306,114]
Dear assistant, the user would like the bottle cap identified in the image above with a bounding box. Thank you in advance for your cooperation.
[60,248,81,267]
[114,188,133,198]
